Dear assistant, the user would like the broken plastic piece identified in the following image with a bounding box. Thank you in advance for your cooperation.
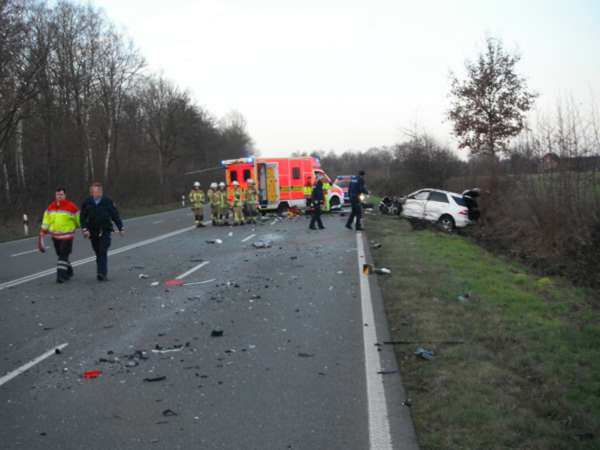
[162,409,177,417]
[253,241,272,249]
[211,329,224,337]
[377,369,398,375]
[206,239,223,244]
[150,281,160,287]
[138,274,149,279]
[374,267,391,274]
[82,370,102,379]
[363,264,373,274]
[415,347,434,360]
[298,352,315,358]
[165,279,184,287]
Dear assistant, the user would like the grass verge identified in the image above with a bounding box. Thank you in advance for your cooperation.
[367,213,600,450]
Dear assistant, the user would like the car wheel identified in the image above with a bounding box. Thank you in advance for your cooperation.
[329,196,340,209]
[438,214,455,232]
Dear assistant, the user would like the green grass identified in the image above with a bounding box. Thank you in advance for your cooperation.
[367,214,600,450]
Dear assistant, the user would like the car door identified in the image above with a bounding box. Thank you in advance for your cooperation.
[424,191,450,222]
[402,190,430,220]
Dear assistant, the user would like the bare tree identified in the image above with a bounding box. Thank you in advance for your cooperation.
[448,36,537,159]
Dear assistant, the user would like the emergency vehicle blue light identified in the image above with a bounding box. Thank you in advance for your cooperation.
[246,157,254,163]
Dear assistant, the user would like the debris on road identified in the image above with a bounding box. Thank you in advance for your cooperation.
[162,409,178,417]
[206,239,223,244]
[374,267,391,275]
[150,281,160,287]
[363,264,373,274]
[82,370,102,379]
[143,375,167,383]
[363,264,391,275]
[152,345,184,354]
[165,279,184,287]
[371,241,382,249]
[54,348,62,355]
[377,369,398,375]
[415,347,434,360]
[298,352,315,358]
[138,274,149,279]
[211,329,224,337]
[253,240,272,249]
[189,258,204,262]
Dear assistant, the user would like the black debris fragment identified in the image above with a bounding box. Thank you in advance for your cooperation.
[54,348,62,355]
[377,369,398,375]
[415,347,434,360]
[144,376,167,383]
[162,409,177,417]
[298,352,315,358]
[211,329,224,337]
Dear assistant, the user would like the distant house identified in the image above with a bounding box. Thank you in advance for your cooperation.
[541,153,560,171]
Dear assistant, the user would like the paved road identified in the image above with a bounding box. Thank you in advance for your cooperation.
[0,208,417,449]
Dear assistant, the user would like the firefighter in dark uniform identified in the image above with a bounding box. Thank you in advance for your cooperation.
[345,170,368,231]
[309,178,326,230]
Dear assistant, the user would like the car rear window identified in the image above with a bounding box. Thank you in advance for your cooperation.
[428,191,449,203]
[452,196,467,206]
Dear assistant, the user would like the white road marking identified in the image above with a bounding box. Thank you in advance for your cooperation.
[0,226,196,291]
[175,261,210,280]
[356,232,393,450]
[0,343,68,387]
[10,249,38,257]
[183,278,216,286]
[241,233,256,243]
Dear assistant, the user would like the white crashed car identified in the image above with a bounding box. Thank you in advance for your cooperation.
[400,188,480,231]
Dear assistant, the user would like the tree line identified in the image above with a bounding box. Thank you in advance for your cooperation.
[0,0,252,222]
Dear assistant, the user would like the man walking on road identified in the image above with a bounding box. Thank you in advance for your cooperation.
[39,187,80,283]
[80,182,124,281]
[345,170,369,231]
[188,181,206,227]
[309,179,326,230]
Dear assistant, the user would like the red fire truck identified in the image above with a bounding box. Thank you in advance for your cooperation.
[221,156,344,213]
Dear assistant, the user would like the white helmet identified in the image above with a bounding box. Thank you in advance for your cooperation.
[193,181,201,188]
[232,180,239,186]
[219,182,226,188]
[210,182,218,189]
[247,178,254,184]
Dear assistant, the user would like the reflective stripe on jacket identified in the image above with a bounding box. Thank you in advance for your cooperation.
[189,189,205,208]
[42,200,80,240]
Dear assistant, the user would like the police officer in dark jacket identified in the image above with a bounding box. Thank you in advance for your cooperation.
[80,182,124,281]
[309,179,326,230]
[345,170,368,231]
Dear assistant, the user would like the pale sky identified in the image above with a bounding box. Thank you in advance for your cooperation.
[87,0,600,156]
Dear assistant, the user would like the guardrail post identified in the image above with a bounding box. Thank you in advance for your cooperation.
[181,195,186,207]
[23,213,29,236]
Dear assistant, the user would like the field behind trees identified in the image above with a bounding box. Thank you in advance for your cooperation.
[0,0,252,229]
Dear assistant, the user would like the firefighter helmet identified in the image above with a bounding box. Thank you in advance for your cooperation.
[219,182,226,188]
[193,181,201,188]
[210,182,217,189]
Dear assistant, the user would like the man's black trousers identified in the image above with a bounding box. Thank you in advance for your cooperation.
[52,238,73,281]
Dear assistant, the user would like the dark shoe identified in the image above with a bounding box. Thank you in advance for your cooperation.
[345,224,353,230]
[97,274,107,281]
[56,278,65,284]
[355,227,365,231]
[309,226,317,230]
[319,227,326,230]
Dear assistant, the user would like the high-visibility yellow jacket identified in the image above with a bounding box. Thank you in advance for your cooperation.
[218,189,228,208]
[207,189,220,206]
[245,186,258,205]
[41,200,80,240]
[303,185,313,198]
[189,189,205,208]
[231,188,243,207]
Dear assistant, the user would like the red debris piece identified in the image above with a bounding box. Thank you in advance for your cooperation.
[82,370,102,379]
[164,279,184,286]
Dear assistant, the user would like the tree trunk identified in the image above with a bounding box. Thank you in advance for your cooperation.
[15,118,25,188]
[103,117,113,183]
